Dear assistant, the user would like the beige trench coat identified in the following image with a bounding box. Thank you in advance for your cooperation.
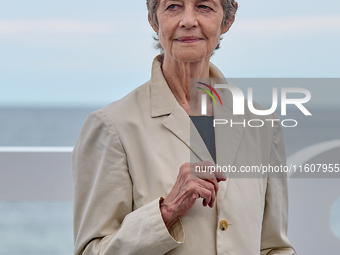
[73,56,296,255]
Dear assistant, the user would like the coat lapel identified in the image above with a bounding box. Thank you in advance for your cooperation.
[150,56,214,162]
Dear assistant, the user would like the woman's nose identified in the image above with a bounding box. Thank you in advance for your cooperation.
[179,8,198,28]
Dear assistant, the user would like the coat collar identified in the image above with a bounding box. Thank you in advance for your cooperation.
[150,55,230,118]
[150,56,177,118]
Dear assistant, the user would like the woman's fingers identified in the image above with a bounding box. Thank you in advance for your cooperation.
[189,161,227,208]
[196,184,212,207]
[187,161,226,208]
[195,179,216,207]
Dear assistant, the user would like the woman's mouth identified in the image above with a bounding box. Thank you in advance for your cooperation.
[175,37,202,43]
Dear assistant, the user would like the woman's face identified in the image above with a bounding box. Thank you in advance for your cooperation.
[150,0,232,63]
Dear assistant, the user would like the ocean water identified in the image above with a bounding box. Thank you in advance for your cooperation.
[0,107,339,156]
[0,107,339,254]
[0,108,96,147]
[0,202,73,255]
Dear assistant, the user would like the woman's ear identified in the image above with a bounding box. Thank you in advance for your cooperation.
[148,13,158,33]
[221,2,238,34]
[147,2,158,33]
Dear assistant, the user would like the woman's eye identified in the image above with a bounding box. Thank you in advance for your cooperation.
[198,5,212,11]
[167,4,179,10]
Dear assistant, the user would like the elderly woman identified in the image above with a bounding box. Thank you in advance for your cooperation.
[73,0,296,254]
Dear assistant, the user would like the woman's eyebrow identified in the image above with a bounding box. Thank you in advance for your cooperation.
[198,0,218,7]
[162,0,218,6]
[163,0,180,4]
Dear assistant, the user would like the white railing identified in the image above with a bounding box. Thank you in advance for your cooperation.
[0,147,73,201]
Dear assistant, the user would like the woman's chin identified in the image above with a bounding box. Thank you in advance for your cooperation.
[175,53,207,63]
[171,48,209,63]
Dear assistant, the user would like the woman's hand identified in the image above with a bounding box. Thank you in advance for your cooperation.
[160,161,226,229]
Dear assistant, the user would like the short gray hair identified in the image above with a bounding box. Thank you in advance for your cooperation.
[146,0,238,52]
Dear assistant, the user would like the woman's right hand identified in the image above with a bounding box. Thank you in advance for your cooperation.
[160,161,226,229]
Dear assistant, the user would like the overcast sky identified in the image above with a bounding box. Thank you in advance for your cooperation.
[0,0,339,108]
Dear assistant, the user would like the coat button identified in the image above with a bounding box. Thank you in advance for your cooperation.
[219,220,228,231]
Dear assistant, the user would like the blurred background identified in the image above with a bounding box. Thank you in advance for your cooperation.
[0,0,339,254]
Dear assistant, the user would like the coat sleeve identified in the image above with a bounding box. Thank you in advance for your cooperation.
[260,118,297,255]
[72,110,184,255]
